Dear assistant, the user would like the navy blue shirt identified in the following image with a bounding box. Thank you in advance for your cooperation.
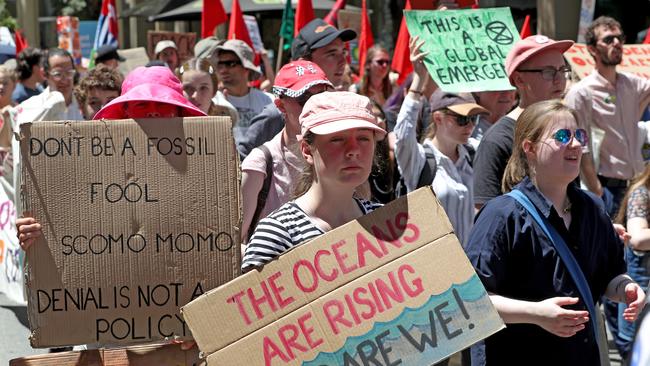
[465,177,625,366]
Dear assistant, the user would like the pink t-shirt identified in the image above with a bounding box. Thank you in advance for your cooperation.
[240,131,304,219]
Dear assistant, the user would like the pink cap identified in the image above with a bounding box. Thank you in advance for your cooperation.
[272,60,332,98]
[505,35,574,83]
[94,66,206,120]
[299,92,386,138]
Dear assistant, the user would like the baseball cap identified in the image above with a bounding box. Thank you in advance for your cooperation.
[299,91,386,138]
[505,35,574,83]
[429,89,490,116]
[273,61,333,98]
[291,18,357,60]
[216,39,262,81]
[194,36,223,59]
[154,40,178,56]
[95,44,125,63]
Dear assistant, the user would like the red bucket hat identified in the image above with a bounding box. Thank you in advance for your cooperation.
[272,60,333,98]
[505,35,574,84]
[94,66,206,120]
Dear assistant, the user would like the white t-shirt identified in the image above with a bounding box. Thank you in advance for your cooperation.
[226,88,274,145]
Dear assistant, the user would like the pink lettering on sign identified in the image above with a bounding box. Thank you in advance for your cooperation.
[226,271,295,325]
[262,312,323,366]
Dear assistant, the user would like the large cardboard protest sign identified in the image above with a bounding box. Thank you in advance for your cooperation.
[20,117,241,347]
[404,8,518,93]
[566,43,650,79]
[147,31,196,61]
[182,188,504,365]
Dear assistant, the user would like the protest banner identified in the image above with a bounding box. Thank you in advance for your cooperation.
[20,117,241,347]
[9,342,201,366]
[147,31,196,61]
[404,8,518,93]
[57,16,82,65]
[244,15,264,53]
[565,43,650,79]
[338,9,362,65]
[0,186,24,304]
[182,188,504,366]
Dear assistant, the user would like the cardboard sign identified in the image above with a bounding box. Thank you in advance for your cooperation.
[244,15,264,53]
[404,8,519,93]
[0,185,24,304]
[147,31,196,62]
[182,188,504,365]
[565,43,650,80]
[20,117,241,348]
[9,342,202,366]
[117,47,151,76]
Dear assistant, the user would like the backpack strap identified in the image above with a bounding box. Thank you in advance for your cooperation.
[247,145,273,241]
[416,144,437,189]
[463,143,476,167]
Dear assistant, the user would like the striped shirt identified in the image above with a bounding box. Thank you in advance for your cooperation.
[242,198,382,270]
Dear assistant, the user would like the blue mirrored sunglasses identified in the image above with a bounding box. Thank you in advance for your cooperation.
[553,128,588,146]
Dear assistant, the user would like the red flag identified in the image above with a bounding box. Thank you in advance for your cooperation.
[228,0,253,49]
[202,0,227,38]
[294,0,315,36]
[392,0,413,85]
[643,27,650,44]
[358,0,373,78]
[520,15,532,39]
[14,30,28,56]
[324,0,346,26]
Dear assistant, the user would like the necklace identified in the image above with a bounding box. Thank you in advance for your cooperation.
[562,199,572,214]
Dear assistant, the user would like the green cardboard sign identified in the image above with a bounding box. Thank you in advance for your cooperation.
[404,8,519,93]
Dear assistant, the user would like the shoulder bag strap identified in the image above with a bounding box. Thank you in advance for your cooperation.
[247,145,274,241]
[506,189,604,355]
[417,144,437,189]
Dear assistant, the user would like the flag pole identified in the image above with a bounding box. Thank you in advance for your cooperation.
[276,37,284,73]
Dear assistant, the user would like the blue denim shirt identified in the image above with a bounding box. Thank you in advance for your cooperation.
[465,176,625,366]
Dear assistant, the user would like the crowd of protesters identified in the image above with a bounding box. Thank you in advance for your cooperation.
[5,9,650,366]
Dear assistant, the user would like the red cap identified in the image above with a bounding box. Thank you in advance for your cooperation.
[272,60,333,98]
[505,35,574,84]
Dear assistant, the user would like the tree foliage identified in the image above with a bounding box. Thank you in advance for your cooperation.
[0,0,17,30]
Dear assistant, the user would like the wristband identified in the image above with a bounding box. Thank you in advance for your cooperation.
[409,89,423,95]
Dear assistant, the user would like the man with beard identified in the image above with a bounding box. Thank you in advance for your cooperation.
[567,16,650,215]
[566,16,650,361]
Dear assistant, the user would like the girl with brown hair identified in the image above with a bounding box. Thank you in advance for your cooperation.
[350,45,393,106]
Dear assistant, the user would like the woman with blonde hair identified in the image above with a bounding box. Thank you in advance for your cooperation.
[465,99,645,365]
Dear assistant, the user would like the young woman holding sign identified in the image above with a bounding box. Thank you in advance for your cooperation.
[241,91,386,271]
[464,99,645,365]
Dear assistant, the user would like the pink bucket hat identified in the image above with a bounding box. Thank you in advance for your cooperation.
[299,91,386,138]
[272,60,332,98]
[505,35,574,83]
[94,66,206,119]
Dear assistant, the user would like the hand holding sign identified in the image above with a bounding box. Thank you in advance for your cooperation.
[409,36,430,94]
[16,213,41,251]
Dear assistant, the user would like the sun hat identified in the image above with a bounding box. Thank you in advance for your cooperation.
[216,39,261,81]
[194,36,223,59]
[93,66,206,119]
[272,60,332,98]
[299,91,386,138]
[429,89,490,116]
[291,18,357,60]
[95,44,125,63]
[154,40,178,57]
[505,35,574,83]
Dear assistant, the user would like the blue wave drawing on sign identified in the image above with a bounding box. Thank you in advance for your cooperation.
[302,274,501,366]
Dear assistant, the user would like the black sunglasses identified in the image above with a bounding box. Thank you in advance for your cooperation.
[217,60,242,68]
[517,66,571,81]
[373,59,390,66]
[600,34,625,45]
[444,111,481,126]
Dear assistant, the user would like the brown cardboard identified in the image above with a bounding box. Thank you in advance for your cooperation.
[147,31,197,62]
[117,47,151,76]
[9,342,203,366]
[566,43,650,79]
[20,117,241,348]
[182,188,504,365]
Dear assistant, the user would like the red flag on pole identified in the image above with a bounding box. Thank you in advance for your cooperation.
[392,0,413,85]
[358,0,373,78]
[520,15,533,39]
[643,27,650,44]
[294,0,315,36]
[324,0,346,26]
[14,30,28,56]
[202,0,227,38]
[228,0,254,49]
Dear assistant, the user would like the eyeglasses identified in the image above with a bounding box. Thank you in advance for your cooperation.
[552,128,588,146]
[217,60,242,68]
[373,59,390,66]
[49,69,76,81]
[600,34,626,45]
[444,111,481,127]
[517,66,571,81]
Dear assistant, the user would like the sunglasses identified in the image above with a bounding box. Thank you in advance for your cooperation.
[217,60,242,68]
[552,128,588,146]
[444,111,481,126]
[600,34,625,45]
[518,66,571,81]
[373,59,390,66]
